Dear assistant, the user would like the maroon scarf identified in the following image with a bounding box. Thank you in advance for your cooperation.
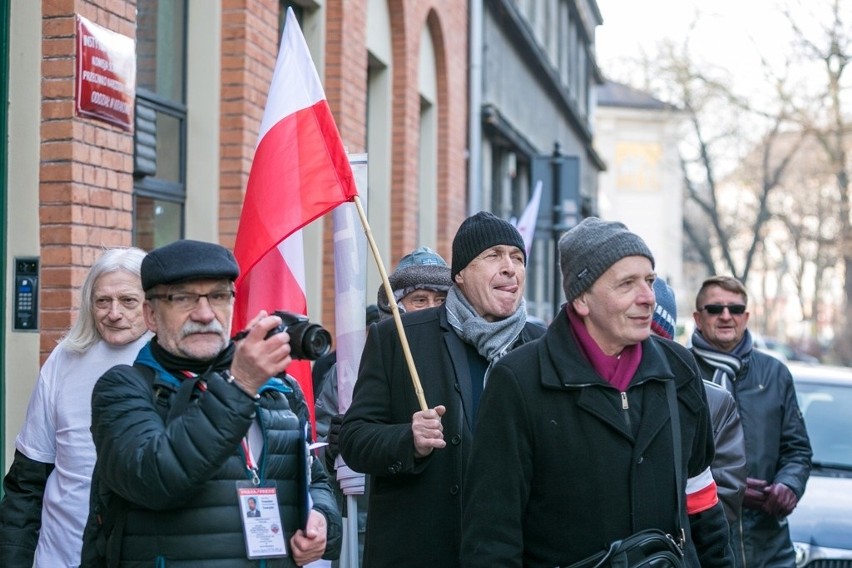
[567,306,642,392]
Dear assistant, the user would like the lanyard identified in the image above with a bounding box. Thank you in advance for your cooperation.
[241,437,260,485]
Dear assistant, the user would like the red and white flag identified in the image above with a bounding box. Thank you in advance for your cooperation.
[233,7,358,422]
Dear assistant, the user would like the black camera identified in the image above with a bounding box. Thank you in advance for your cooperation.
[264,311,332,361]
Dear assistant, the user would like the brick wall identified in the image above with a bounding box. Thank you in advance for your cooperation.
[219,0,280,250]
[320,0,468,326]
[34,0,468,354]
[39,0,137,361]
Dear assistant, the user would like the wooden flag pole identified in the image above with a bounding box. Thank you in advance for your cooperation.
[352,195,428,411]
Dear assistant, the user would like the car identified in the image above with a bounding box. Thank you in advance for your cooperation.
[787,363,852,567]
[763,337,821,364]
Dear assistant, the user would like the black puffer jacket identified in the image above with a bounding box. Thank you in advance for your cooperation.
[81,342,341,567]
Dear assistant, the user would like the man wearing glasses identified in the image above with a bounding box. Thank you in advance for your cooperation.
[80,239,341,567]
[690,275,812,568]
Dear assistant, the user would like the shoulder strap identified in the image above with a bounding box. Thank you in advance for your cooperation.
[133,362,177,423]
[665,379,686,548]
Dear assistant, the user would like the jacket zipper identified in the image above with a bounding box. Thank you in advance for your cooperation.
[621,391,632,431]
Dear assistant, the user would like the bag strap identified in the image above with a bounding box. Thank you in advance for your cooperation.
[665,379,686,549]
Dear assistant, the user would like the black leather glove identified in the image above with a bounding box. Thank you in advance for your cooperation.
[762,483,797,517]
[325,414,343,472]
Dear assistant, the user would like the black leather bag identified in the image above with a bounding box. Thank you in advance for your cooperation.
[563,528,684,568]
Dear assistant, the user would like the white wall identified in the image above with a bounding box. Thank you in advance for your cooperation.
[4,0,42,467]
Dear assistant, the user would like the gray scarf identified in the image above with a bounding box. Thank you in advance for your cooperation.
[444,286,527,385]
[691,329,754,392]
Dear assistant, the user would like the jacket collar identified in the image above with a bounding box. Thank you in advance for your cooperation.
[541,309,675,390]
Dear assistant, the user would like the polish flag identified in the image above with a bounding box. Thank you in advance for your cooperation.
[233,7,358,424]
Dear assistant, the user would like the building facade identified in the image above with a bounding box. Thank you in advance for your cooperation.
[471,0,605,321]
[0,0,467,470]
[595,80,687,334]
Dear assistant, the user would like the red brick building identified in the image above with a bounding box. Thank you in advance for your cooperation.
[1,0,468,468]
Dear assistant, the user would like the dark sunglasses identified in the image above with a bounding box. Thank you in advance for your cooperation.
[700,303,746,315]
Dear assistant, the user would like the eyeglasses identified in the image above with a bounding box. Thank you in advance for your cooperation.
[699,303,746,316]
[147,290,235,311]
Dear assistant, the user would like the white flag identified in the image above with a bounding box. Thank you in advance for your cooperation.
[513,180,543,258]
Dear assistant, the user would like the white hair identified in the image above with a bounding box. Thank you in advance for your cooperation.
[60,247,146,353]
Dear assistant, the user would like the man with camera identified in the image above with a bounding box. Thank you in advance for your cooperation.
[80,239,341,567]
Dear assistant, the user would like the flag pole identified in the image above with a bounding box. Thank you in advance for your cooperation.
[352,195,428,411]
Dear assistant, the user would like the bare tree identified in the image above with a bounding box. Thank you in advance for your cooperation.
[783,0,852,362]
[602,2,851,356]
[642,36,807,284]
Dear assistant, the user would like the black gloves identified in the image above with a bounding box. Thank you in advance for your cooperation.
[325,414,343,472]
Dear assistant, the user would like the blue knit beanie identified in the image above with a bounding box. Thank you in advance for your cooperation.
[651,277,677,340]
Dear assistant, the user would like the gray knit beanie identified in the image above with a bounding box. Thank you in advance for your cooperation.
[559,217,654,303]
[451,211,526,279]
[377,247,452,315]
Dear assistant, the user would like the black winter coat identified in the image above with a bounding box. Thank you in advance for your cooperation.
[461,309,733,568]
[81,343,341,567]
[339,306,544,568]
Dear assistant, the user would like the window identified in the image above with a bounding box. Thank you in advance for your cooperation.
[133,0,188,249]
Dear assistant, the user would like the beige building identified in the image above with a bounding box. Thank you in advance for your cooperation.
[595,80,687,330]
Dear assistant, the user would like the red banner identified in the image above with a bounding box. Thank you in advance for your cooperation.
[75,15,136,131]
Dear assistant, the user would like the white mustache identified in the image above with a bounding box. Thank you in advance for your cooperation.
[180,321,225,338]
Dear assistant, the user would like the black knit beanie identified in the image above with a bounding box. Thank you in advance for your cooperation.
[451,211,526,279]
[558,217,654,303]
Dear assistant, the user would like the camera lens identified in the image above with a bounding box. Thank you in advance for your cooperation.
[264,311,332,360]
[302,326,332,360]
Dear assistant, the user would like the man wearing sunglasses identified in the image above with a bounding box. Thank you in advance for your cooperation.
[691,275,812,568]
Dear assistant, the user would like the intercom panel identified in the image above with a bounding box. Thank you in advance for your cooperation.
[14,257,39,331]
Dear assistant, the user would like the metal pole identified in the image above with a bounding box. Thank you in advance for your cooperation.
[467,0,483,214]
[345,495,359,567]
[551,142,563,317]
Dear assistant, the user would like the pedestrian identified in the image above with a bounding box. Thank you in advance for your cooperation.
[0,247,150,568]
[316,246,454,567]
[462,217,733,567]
[690,275,812,567]
[79,239,341,567]
[339,211,544,567]
[653,277,748,567]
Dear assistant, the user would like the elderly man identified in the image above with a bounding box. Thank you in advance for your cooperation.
[462,218,733,567]
[317,245,454,467]
[80,239,341,567]
[315,246,453,567]
[339,211,544,567]
[0,248,150,568]
[691,275,812,567]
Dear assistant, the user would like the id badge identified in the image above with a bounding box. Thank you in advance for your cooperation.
[236,480,288,559]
